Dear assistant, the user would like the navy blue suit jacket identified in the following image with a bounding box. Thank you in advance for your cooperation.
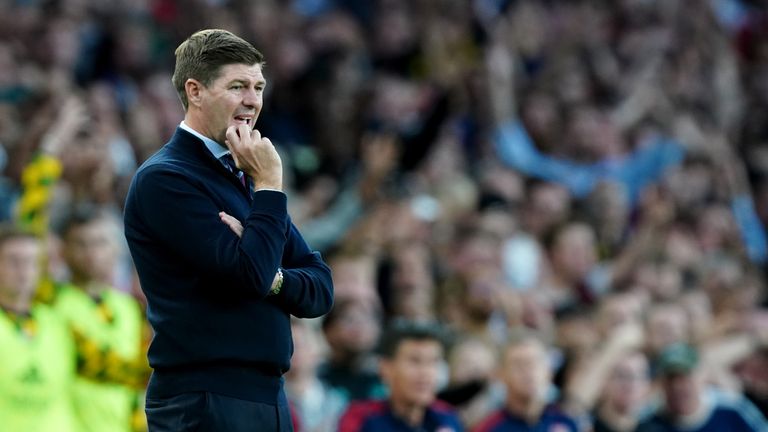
[124,127,333,401]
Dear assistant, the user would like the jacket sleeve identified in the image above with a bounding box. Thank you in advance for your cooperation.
[128,166,287,298]
[273,220,334,318]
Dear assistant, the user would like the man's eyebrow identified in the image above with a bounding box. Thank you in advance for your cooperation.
[228,79,266,87]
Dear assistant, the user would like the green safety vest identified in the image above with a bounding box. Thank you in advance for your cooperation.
[0,304,77,432]
[55,285,144,432]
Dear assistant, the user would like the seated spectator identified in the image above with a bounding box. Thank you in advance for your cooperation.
[473,329,578,432]
[539,221,605,310]
[0,225,77,431]
[637,343,768,432]
[338,319,463,432]
[320,298,386,403]
[644,302,691,359]
[54,205,148,432]
[593,350,652,432]
[439,336,504,429]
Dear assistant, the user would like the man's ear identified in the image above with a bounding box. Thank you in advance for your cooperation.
[185,79,203,108]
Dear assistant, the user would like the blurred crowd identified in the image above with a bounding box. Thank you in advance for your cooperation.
[2,0,768,430]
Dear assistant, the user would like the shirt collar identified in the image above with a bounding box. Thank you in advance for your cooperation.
[179,121,230,160]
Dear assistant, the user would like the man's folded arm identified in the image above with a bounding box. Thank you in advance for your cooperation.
[273,222,334,318]
[129,167,287,297]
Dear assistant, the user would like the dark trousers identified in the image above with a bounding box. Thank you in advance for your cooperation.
[146,391,294,432]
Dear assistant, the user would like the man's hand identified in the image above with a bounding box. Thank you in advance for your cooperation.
[219,211,244,237]
[225,124,283,191]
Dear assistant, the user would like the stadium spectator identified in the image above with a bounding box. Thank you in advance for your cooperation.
[637,343,768,432]
[338,319,463,432]
[473,330,578,432]
[0,225,77,431]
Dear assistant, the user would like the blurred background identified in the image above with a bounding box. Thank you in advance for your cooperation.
[1,0,768,431]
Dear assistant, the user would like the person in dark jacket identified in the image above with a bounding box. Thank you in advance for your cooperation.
[472,330,578,432]
[636,343,767,432]
[123,29,334,432]
[337,320,463,432]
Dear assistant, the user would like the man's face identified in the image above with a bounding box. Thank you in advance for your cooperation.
[196,63,265,144]
[551,223,597,282]
[501,341,551,403]
[603,353,650,413]
[0,237,42,303]
[64,219,118,284]
[662,371,701,417]
[381,339,443,408]
[324,301,381,356]
[646,305,688,355]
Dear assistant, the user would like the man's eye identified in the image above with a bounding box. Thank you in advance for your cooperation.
[231,85,243,90]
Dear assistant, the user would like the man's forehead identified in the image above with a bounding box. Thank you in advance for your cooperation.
[218,63,265,82]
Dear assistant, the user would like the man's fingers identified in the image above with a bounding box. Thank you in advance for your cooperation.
[225,126,239,151]
[238,124,251,144]
[219,211,244,238]
[250,128,262,141]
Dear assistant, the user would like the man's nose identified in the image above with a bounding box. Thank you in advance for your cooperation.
[242,88,260,107]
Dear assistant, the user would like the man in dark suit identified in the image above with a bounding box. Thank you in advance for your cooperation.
[124,29,334,432]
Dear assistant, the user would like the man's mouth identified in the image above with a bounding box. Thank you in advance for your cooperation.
[234,115,253,127]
